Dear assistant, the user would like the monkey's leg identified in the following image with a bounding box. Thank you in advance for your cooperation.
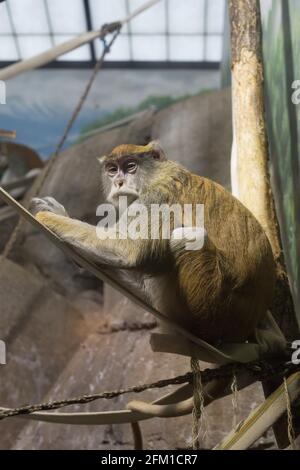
[35,211,147,269]
[169,226,233,341]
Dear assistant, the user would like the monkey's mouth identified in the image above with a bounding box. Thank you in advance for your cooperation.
[108,188,139,202]
[114,189,138,196]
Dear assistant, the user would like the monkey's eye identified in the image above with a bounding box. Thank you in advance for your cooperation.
[106,165,118,177]
[125,161,137,173]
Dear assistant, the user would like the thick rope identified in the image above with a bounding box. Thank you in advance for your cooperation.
[283,376,296,450]
[2,24,121,258]
[0,371,193,421]
[191,358,208,449]
[0,361,300,420]
[0,358,298,421]
[231,372,239,429]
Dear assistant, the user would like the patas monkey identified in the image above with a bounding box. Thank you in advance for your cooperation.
[31,141,275,344]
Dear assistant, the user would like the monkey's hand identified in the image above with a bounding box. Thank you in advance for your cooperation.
[170,227,207,252]
[30,197,69,217]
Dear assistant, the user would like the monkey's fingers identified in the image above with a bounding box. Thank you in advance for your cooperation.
[31,197,68,217]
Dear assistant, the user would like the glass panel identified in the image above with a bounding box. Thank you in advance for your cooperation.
[47,0,86,34]
[89,0,128,33]
[169,0,205,34]
[54,36,91,60]
[95,34,131,61]
[0,3,13,34]
[0,36,19,60]
[8,0,49,34]
[0,0,225,64]
[18,35,52,59]
[169,35,204,61]
[207,0,225,34]
[131,34,166,60]
[129,0,165,33]
[205,35,222,61]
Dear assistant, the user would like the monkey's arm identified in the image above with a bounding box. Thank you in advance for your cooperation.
[35,211,146,269]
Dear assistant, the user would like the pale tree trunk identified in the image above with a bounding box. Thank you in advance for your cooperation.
[228,0,299,448]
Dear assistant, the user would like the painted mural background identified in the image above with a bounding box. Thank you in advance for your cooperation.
[260,0,300,324]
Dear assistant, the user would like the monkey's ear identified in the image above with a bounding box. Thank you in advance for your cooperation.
[97,156,107,165]
[148,141,167,161]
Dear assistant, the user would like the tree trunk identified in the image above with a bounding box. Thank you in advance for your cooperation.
[229,0,299,448]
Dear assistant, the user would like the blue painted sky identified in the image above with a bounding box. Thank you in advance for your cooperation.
[0,68,219,159]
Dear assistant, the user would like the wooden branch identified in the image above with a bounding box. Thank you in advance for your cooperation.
[1,173,37,192]
[0,205,15,223]
[229,0,298,338]
[0,130,16,139]
[215,372,300,450]
[229,0,277,248]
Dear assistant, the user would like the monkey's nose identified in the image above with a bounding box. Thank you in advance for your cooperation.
[116,180,124,188]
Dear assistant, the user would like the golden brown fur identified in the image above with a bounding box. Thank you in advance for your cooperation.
[33,141,275,344]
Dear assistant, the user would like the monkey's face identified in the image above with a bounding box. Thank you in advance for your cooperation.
[98,141,167,207]
[103,155,140,206]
